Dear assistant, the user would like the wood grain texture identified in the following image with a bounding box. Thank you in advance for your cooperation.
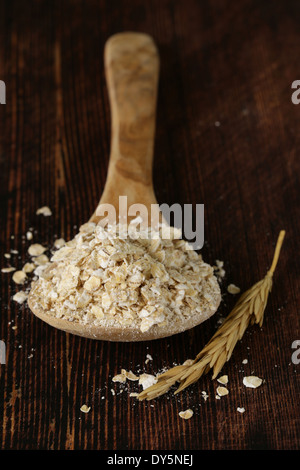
[91,32,160,225]
[0,0,299,450]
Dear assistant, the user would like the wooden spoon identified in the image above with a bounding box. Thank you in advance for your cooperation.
[28,32,221,341]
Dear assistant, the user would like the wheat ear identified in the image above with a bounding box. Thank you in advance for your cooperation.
[138,231,285,401]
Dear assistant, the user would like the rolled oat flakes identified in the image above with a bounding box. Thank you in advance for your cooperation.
[29,223,220,335]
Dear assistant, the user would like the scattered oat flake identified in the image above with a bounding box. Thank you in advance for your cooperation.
[237,407,245,413]
[36,206,52,216]
[26,231,33,240]
[4,253,11,259]
[179,409,193,420]
[80,404,91,413]
[242,359,248,364]
[10,249,18,254]
[122,370,139,381]
[214,260,225,279]
[217,375,228,385]
[12,270,27,285]
[112,373,127,384]
[138,373,157,390]
[201,391,209,401]
[243,376,263,388]
[227,284,241,294]
[28,244,46,256]
[1,267,16,273]
[12,291,28,304]
[22,262,36,273]
[34,254,49,266]
[216,386,229,397]
[12,325,17,330]
[111,389,115,396]
[54,238,66,249]
[145,353,153,364]
[129,392,139,397]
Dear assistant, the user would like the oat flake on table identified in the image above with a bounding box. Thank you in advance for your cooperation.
[28,244,46,257]
[12,291,28,304]
[217,375,228,385]
[112,372,127,384]
[80,404,91,413]
[36,206,52,217]
[23,262,36,274]
[227,283,241,294]
[26,231,33,241]
[179,409,194,420]
[1,267,16,273]
[12,271,27,285]
[216,386,229,397]
[138,373,157,390]
[243,376,263,388]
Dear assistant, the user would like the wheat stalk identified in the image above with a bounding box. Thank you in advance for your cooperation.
[138,230,286,401]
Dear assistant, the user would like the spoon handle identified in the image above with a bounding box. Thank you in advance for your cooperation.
[92,32,160,222]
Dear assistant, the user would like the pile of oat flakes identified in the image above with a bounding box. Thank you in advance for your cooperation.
[28,221,220,333]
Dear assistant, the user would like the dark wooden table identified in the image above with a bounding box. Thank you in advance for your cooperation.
[0,0,299,451]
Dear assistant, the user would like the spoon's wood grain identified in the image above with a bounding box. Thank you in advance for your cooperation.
[90,32,160,225]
